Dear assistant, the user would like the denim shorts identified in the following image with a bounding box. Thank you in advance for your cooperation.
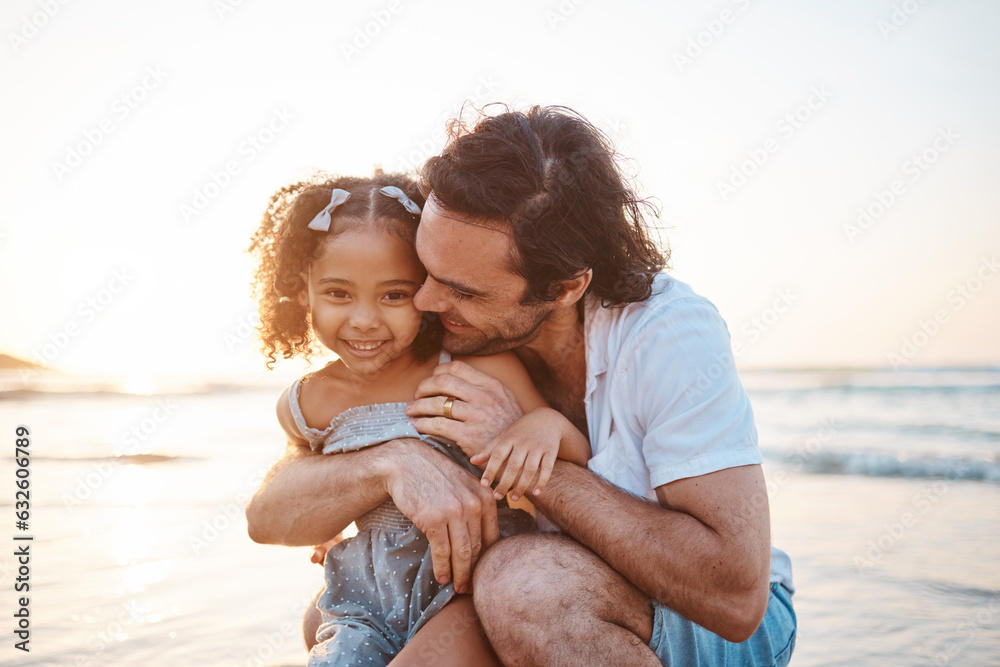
[649,582,796,666]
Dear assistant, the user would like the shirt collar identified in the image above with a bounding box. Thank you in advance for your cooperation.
[582,273,675,385]
[582,292,610,381]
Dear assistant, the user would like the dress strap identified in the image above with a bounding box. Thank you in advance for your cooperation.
[287,378,312,436]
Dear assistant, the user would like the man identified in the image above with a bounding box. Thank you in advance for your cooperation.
[247,105,795,665]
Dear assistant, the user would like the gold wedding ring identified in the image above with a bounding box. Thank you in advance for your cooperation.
[442,396,456,420]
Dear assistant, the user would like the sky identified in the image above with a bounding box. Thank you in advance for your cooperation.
[1,0,998,381]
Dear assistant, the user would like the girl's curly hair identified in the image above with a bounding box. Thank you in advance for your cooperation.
[248,170,439,368]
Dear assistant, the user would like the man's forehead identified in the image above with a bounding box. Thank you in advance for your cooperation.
[421,196,512,238]
[417,197,522,290]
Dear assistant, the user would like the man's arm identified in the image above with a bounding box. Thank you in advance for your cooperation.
[530,461,772,643]
[248,387,394,546]
[407,360,771,638]
[245,438,501,594]
[245,441,388,546]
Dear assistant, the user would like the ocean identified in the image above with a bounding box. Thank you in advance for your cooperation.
[0,367,998,666]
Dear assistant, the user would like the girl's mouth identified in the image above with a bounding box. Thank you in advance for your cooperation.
[343,340,388,357]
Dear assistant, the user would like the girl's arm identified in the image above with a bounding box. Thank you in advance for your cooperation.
[249,390,383,547]
[275,389,349,564]
[275,386,311,448]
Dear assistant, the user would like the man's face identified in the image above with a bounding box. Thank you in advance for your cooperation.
[414,197,555,356]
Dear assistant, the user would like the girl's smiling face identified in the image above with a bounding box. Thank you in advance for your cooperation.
[302,227,427,378]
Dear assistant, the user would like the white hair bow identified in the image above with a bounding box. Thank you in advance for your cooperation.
[380,186,422,215]
[307,188,351,232]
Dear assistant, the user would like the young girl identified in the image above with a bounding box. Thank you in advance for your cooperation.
[248,171,590,666]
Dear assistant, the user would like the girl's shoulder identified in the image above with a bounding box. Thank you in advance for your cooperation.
[275,384,308,445]
[292,363,360,430]
[275,368,352,444]
[297,352,439,420]
[452,351,547,413]
[454,350,520,375]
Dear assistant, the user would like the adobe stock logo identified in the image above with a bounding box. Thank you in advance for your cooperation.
[22,268,135,382]
[716,86,832,202]
[878,0,929,39]
[340,1,403,63]
[853,480,949,573]
[887,255,998,369]
[179,108,294,223]
[7,0,72,53]
[545,0,588,30]
[672,0,754,73]
[843,127,959,244]
[51,66,168,180]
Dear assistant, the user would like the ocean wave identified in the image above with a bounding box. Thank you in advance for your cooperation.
[0,383,278,400]
[27,454,200,465]
[825,421,1000,444]
[749,383,1000,397]
[915,579,1000,602]
[0,368,295,398]
[765,449,1000,483]
[742,367,1000,392]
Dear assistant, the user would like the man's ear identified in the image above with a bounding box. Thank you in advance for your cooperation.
[553,268,593,306]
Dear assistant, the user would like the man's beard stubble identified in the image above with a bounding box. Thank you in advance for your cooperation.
[440,301,554,356]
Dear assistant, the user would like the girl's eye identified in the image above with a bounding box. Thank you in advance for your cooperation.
[450,288,473,301]
[384,291,410,303]
[326,290,349,299]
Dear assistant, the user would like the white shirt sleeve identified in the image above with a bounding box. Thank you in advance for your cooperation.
[625,296,762,489]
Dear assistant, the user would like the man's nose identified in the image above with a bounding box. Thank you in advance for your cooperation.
[414,278,447,313]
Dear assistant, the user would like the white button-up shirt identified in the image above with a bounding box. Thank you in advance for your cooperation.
[582,273,793,591]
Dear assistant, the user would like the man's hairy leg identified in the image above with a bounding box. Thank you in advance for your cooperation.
[473,533,661,667]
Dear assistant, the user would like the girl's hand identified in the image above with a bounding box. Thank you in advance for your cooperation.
[471,408,566,501]
[310,534,344,564]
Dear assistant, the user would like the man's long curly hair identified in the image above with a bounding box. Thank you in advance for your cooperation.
[421,104,668,306]
[248,170,439,368]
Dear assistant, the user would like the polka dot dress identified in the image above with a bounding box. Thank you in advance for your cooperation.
[288,357,536,666]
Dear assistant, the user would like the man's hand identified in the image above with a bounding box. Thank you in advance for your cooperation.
[406,361,525,458]
[380,439,501,594]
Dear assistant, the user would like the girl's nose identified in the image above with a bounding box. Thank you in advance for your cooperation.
[348,303,379,330]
